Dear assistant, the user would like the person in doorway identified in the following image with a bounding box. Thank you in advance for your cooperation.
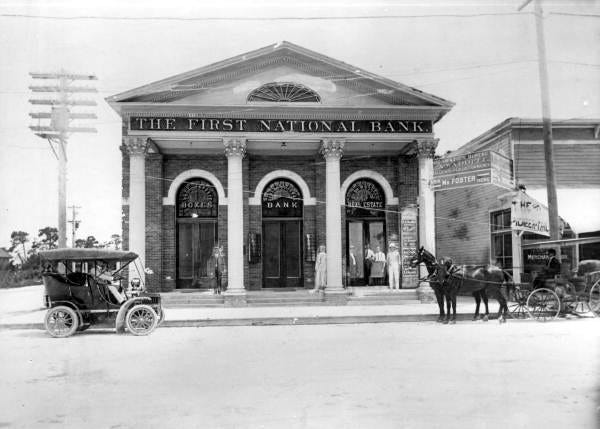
[207,246,226,294]
[533,248,561,289]
[312,245,327,293]
[371,245,386,285]
[387,243,401,290]
[348,245,358,280]
[364,244,375,283]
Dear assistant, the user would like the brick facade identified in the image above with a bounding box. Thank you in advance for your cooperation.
[121,148,421,292]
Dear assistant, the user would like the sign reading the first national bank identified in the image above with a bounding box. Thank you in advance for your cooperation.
[130,117,432,134]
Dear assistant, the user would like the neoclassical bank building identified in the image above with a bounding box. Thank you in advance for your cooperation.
[107,42,453,303]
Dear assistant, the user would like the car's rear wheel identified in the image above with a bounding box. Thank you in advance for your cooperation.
[125,304,158,336]
[45,306,79,338]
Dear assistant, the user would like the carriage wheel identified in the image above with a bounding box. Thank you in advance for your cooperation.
[508,288,530,319]
[589,281,600,316]
[565,299,591,316]
[44,306,79,338]
[125,304,158,336]
[526,288,560,322]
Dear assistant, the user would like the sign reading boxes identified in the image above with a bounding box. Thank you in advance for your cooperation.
[432,150,513,191]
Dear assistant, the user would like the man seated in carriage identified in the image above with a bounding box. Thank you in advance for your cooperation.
[533,248,561,290]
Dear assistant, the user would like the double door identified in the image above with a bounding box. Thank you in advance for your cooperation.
[177,220,217,289]
[263,220,302,288]
[347,220,386,286]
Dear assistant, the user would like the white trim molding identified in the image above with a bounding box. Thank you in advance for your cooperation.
[340,170,399,206]
[249,170,316,205]
[163,169,228,205]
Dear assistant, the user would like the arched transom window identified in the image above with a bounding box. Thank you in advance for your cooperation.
[247,82,321,102]
[176,178,218,218]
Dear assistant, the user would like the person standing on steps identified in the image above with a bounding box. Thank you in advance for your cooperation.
[387,243,401,290]
[207,245,226,294]
[312,245,327,293]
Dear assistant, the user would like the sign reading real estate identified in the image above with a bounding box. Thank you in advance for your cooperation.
[432,150,513,191]
[129,117,433,134]
[511,192,550,237]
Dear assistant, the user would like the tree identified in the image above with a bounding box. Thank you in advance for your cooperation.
[38,227,59,249]
[75,235,99,248]
[9,231,29,264]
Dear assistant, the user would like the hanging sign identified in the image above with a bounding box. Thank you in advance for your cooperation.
[511,192,550,237]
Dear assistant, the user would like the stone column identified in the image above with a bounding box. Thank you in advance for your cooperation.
[320,138,346,302]
[124,136,148,283]
[416,139,438,302]
[223,137,247,302]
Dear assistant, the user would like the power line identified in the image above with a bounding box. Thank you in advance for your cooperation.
[0,12,534,22]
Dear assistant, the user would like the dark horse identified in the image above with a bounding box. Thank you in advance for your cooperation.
[410,247,509,323]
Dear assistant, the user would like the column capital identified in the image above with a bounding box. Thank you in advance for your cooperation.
[414,139,439,159]
[123,136,149,157]
[320,138,345,159]
[223,137,247,158]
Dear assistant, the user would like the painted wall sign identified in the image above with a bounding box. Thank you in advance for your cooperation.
[432,150,514,191]
[130,117,432,134]
[176,179,218,218]
[400,206,419,288]
[345,179,385,218]
[511,192,550,237]
[262,179,303,217]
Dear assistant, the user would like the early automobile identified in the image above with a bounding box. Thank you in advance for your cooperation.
[39,248,163,337]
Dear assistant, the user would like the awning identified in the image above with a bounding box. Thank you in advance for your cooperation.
[527,189,600,234]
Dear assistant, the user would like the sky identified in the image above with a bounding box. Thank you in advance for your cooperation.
[0,0,599,249]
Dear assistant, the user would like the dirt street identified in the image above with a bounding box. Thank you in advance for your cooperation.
[1,320,598,429]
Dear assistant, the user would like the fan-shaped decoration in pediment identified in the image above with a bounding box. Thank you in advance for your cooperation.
[247,82,320,102]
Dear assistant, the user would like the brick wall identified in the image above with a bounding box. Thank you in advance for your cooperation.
[138,151,421,291]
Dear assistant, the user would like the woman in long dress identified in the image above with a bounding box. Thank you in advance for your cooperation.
[312,245,327,293]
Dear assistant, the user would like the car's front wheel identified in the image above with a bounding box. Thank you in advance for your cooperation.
[44,306,79,338]
[125,304,158,336]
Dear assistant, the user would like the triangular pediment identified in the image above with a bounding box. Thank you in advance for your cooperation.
[107,41,453,110]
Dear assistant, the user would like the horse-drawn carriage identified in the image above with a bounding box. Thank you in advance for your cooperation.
[410,245,600,324]
[508,260,600,321]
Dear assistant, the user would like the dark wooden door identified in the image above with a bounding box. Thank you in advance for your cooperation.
[176,220,217,288]
[263,220,302,288]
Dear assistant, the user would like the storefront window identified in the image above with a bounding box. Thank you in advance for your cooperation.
[490,209,512,270]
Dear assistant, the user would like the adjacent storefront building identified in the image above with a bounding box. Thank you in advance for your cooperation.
[435,118,600,283]
[107,42,453,300]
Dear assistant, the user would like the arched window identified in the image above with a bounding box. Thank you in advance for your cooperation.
[345,179,385,218]
[247,82,321,102]
[262,179,303,217]
[176,179,218,218]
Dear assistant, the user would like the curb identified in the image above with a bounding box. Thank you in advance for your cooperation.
[0,313,487,330]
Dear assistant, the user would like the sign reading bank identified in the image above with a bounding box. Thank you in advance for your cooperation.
[130,117,433,134]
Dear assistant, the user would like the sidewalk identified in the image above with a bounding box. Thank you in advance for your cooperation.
[0,285,486,330]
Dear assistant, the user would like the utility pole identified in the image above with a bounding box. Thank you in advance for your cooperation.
[518,0,561,244]
[67,205,82,247]
[28,70,97,248]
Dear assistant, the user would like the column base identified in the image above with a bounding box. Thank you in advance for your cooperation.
[323,288,348,305]
[223,290,247,307]
[416,283,436,303]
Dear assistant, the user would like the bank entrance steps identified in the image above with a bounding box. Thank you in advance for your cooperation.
[161,288,419,308]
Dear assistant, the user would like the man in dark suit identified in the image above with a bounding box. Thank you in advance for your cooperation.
[207,246,226,294]
[534,248,561,289]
